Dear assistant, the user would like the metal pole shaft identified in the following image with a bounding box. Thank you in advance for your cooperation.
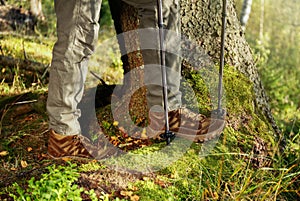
[217,0,227,113]
[157,0,170,132]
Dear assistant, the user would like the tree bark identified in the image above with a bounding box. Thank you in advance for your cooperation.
[108,0,282,141]
[108,0,147,126]
[30,0,44,20]
[240,0,253,30]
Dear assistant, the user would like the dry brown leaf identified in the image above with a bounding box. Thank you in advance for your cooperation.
[0,151,9,157]
[41,153,47,157]
[131,186,139,191]
[142,176,150,181]
[130,195,140,201]
[120,191,133,197]
[126,137,134,142]
[155,179,168,188]
[62,157,72,162]
[21,160,28,168]
[110,136,118,141]
[119,126,126,133]
[140,128,147,139]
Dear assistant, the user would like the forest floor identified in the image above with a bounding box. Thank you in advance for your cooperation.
[0,93,163,200]
[0,24,299,200]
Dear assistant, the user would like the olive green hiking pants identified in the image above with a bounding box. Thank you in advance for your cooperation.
[47,0,181,135]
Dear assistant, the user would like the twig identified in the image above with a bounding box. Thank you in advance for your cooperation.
[12,100,38,105]
[0,43,4,56]
[22,40,28,60]
[90,71,108,86]
[41,64,50,80]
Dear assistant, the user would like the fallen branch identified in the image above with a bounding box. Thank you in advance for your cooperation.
[0,55,47,72]
[0,55,49,84]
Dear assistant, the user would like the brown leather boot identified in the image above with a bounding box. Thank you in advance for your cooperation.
[147,108,225,142]
[48,130,120,160]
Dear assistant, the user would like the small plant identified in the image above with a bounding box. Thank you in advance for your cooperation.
[9,162,97,201]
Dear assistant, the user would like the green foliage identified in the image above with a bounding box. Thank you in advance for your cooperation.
[0,34,53,63]
[100,0,114,28]
[132,65,299,200]
[79,161,107,172]
[9,163,97,201]
[236,0,300,135]
[37,0,56,37]
[133,129,300,200]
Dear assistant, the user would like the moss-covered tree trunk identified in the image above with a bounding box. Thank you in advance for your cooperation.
[108,0,148,126]
[108,0,282,142]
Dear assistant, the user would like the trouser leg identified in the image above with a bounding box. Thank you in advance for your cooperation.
[47,0,102,135]
[123,0,182,111]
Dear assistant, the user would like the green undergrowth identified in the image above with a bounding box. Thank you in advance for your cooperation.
[92,65,299,200]
[1,32,299,200]
[127,66,299,200]
[9,163,100,201]
[185,65,272,141]
[0,34,54,64]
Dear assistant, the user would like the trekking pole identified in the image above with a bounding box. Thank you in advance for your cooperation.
[216,0,227,118]
[157,0,175,145]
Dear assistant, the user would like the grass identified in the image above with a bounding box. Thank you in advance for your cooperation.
[0,30,299,201]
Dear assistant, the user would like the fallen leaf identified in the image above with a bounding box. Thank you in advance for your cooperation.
[27,147,33,152]
[120,191,133,197]
[119,142,133,148]
[130,195,140,201]
[41,153,48,158]
[37,153,48,160]
[0,151,9,157]
[21,160,28,168]
[126,137,134,142]
[133,186,139,191]
[62,157,72,162]
[155,179,168,188]
[140,128,147,139]
[142,176,150,181]
[10,167,17,171]
[113,121,119,126]
[133,139,142,144]
[110,136,119,141]
[119,126,126,133]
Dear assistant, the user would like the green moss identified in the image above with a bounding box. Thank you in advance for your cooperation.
[0,34,54,65]
[183,65,273,153]
[223,65,254,115]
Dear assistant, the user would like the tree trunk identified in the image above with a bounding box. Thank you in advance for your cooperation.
[108,0,147,126]
[108,0,282,142]
[30,0,44,20]
[240,0,253,30]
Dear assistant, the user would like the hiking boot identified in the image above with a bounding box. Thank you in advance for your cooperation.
[175,117,225,142]
[47,130,120,160]
[147,108,225,142]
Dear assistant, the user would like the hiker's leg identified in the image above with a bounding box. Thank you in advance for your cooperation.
[47,0,102,135]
